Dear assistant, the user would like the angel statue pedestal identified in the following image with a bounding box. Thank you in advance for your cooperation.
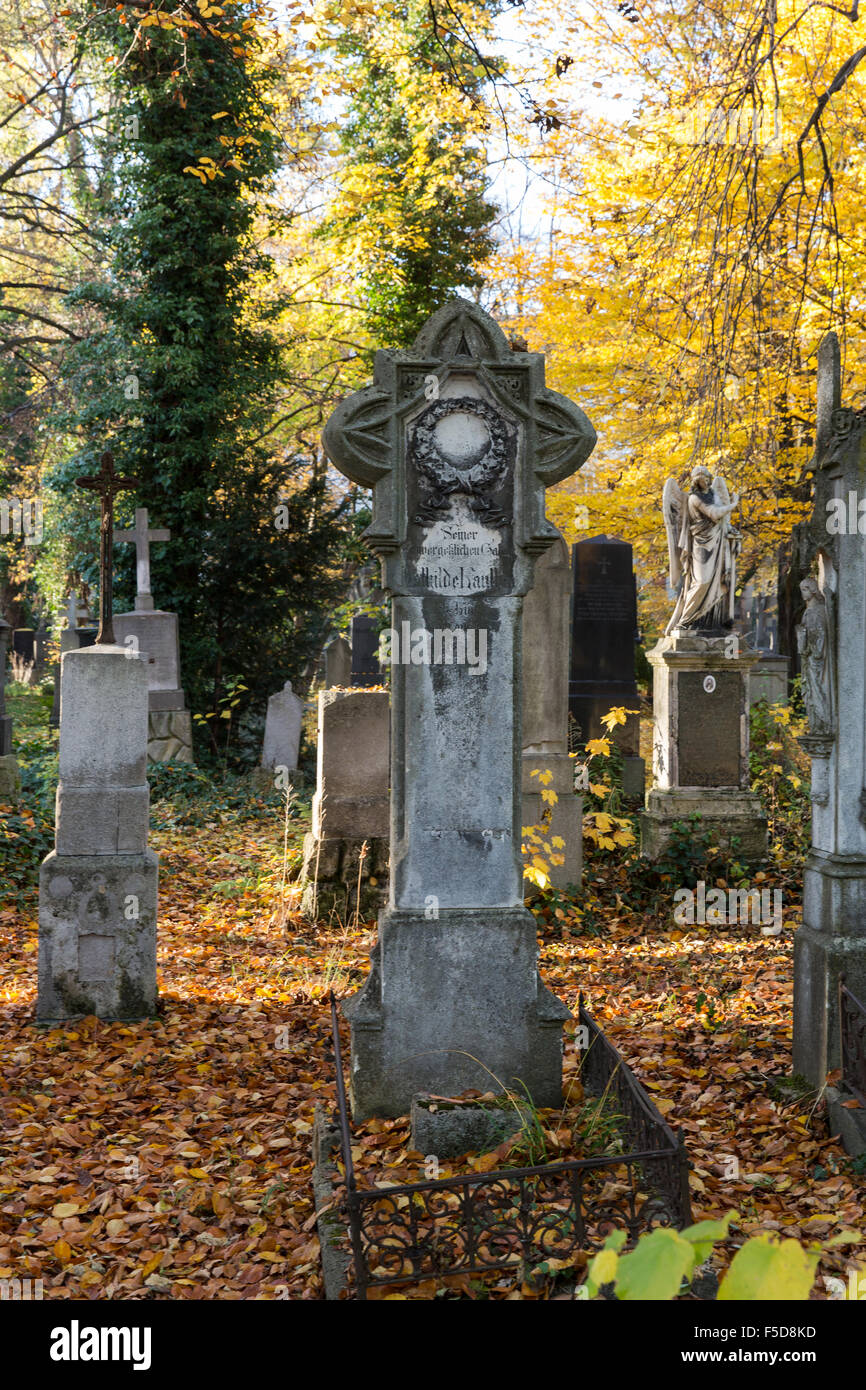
[640,465,767,862]
[640,632,767,860]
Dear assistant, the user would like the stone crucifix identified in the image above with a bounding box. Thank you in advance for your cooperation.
[113,508,170,612]
[323,299,596,1118]
[75,451,138,646]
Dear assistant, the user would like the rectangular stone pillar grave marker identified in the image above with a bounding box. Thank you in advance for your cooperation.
[323,298,596,1117]
[793,332,866,1090]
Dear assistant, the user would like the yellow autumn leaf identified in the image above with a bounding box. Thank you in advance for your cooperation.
[585,737,612,757]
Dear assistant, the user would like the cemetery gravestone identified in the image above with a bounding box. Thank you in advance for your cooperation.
[793,332,866,1090]
[521,530,582,888]
[569,536,645,796]
[299,688,390,921]
[324,634,352,688]
[0,616,20,798]
[112,508,194,763]
[50,598,97,729]
[323,298,596,1117]
[261,679,303,774]
[38,452,158,1021]
[349,615,382,687]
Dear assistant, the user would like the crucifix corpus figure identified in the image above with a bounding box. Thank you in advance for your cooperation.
[662,465,741,635]
[113,508,170,612]
[75,450,138,645]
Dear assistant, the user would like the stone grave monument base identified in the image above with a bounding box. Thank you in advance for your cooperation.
[640,631,767,862]
[37,849,159,1022]
[299,833,389,921]
[641,786,768,860]
[345,907,569,1118]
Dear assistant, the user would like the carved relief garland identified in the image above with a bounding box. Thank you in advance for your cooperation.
[409,396,512,528]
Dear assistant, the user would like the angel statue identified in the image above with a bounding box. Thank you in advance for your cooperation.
[662,466,742,635]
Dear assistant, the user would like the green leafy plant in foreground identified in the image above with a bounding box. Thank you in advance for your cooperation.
[581,1211,859,1300]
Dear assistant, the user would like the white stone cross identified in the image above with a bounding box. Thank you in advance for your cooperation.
[113,508,170,611]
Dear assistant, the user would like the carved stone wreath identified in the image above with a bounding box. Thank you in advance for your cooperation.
[409,396,511,527]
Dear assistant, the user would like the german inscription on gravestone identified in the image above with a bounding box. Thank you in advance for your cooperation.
[406,391,516,597]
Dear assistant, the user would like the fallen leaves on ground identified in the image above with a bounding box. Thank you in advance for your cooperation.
[1,804,864,1299]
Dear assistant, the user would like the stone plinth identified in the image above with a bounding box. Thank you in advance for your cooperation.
[640,631,767,861]
[323,299,595,1118]
[37,645,158,1022]
[299,688,390,921]
[521,531,582,890]
[112,609,193,763]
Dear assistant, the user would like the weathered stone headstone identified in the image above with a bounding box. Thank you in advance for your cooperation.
[38,452,158,1021]
[322,298,595,1117]
[0,616,20,799]
[261,679,303,773]
[640,467,767,861]
[521,530,582,889]
[349,615,382,687]
[748,653,789,708]
[37,647,159,1019]
[793,331,866,1089]
[112,508,193,763]
[299,689,390,921]
[569,535,645,796]
[324,634,351,688]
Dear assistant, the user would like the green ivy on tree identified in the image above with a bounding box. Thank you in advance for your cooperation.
[50,4,358,744]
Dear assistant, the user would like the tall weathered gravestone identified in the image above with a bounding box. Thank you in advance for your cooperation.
[38,453,158,1021]
[112,508,193,763]
[793,333,866,1092]
[323,299,596,1117]
[569,535,645,795]
[522,530,582,888]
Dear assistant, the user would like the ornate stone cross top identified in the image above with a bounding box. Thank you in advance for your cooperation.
[75,450,138,646]
[323,298,596,597]
[113,507,170,612]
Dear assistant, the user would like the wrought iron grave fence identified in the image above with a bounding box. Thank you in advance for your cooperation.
[840,978,866,1109]
[326,992,692,1299]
